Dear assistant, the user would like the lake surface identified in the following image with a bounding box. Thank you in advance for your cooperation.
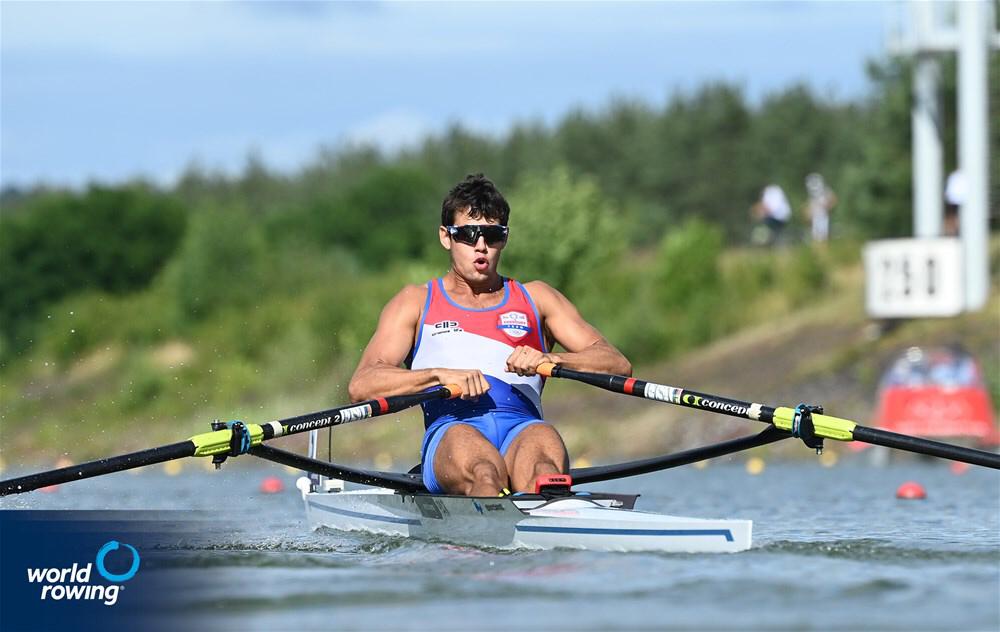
[2,461,998,631]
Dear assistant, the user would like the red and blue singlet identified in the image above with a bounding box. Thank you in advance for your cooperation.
[409,277,547,493]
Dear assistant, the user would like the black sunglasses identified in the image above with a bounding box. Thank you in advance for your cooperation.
[444,224,509,246]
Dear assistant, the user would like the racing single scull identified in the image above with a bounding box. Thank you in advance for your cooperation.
[300,485,752,553]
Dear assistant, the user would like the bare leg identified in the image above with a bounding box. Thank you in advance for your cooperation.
[503,424,569,493]
[433,424,510,496]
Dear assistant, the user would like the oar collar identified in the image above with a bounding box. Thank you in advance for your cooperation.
[791,404,825,454]
[209,419,253,469]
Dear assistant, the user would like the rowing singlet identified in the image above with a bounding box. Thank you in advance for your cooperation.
[409,277,547,426]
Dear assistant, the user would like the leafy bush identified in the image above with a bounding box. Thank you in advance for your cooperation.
[652,219,726,355]
[0,185,186,347]
[784,246,830,302]
[165,206,267,322]
[35,289,175,363]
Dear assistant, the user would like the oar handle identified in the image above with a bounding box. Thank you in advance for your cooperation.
[537,362,558,377]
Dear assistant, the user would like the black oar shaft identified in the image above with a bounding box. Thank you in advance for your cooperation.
[571,427,789,484]
[0,385,461,496]
[852,426,1000,469]
[250,444,426,492]
[540,363,1000,470]
[0,441,195,496]
[545,364,776,422]
[269,387,456,438]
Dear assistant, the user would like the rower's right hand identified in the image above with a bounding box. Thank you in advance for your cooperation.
[435,369,490,400]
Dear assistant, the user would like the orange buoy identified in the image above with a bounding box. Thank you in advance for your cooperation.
[896,481,927,500]
[39,484,59,493]
[949,461,970,475]
[259,476,285,494]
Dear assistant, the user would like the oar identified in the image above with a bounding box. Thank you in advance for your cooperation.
[0,385,461,496]
[537,363,1000,470]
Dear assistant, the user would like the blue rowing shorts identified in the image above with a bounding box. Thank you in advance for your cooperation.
[421,411,546,494]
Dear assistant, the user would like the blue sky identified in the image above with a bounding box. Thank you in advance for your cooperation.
[1,1,894,189]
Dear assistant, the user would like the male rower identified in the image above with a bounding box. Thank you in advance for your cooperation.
[348,174,631,496]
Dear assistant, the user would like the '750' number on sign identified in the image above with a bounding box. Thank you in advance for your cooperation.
[863,239,963,318]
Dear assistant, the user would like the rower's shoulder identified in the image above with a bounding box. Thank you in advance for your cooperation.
[379,283,429,321]
[390,283,430,308]
[522,280,568,305]
[522,279,554,295]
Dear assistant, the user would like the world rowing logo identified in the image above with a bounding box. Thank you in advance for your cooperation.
[96,541,140,582]
[497,311,530,339]
[25,540,140,606]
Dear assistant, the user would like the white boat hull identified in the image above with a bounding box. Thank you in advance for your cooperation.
[302,488,752,553]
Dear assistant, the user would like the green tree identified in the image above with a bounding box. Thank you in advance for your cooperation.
[311,165,441,268]
[166,205,266,322]
[838,59,916,238]
[410,124,503,190]
[663,85,752,225]
[503,167,625,297]
[653,218,726,351]
[0,185,186,347]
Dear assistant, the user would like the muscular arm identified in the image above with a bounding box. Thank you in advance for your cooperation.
[347,285,489,402]
[515,281,631,376]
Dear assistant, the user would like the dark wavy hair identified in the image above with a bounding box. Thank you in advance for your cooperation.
[440,173,510,226]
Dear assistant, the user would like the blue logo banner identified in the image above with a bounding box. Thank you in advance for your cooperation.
[0,510,225,632]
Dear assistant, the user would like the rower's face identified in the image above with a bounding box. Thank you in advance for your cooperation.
[439,209,506,281]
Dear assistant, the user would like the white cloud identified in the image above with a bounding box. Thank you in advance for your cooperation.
[2,2,888,60]
[0,1,513,59]
[343,109,435,152]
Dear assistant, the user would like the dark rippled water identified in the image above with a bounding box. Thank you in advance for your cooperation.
[3,460,998,631]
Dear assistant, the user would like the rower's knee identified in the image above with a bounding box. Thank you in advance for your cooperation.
[531,459,562,479]
[467,460,508,496]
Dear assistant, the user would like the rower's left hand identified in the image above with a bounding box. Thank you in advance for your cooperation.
[505,346,560,377]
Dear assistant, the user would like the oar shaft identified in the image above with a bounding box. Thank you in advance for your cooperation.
[262,386,459,441]
[540,364,778,422]
[250,444,425,492]
[0,385,462,496]
[539,363,1000,470]
[571,427,789,484]
[852,426,1000,469]
[0,441,195,496]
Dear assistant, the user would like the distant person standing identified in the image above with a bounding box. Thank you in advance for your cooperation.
[750,184,791,246]
[944,169,965,237]
[803,173,837,243]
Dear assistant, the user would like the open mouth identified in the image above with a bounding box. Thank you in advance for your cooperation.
[473,257,489,271]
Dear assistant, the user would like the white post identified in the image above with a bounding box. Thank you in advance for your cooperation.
[912,55,944,237]
[958,0,990,311]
